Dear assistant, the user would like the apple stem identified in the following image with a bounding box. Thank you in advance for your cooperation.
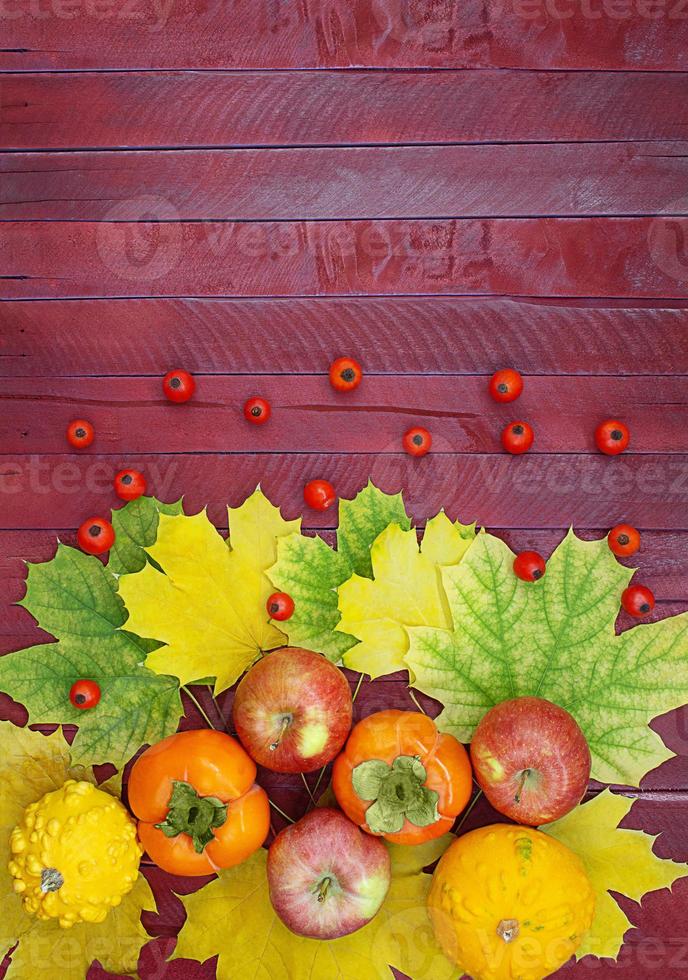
[269,714,292,751]
[514,769,531,804]
[317,877,332,903]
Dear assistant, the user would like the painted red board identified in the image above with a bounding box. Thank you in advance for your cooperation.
[1,375,686,455]
[3,217,688,299]
[1,453,687,531]
[3,0,688,71]
[5,71,688,150]
[3,296,688,378]
[4,143,688,221]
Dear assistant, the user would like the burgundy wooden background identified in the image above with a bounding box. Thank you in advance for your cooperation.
[2,2,688,978]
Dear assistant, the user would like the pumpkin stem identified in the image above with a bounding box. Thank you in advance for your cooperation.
[40,868,64,893]
[156,780,228,853]
[497,918,520,943]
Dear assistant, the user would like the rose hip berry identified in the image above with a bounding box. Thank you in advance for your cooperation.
[69,679,101,711]
[329,357,363,392]
[266,592,295,621]
[163,369,196,403]
[66,419,95,449]
[489,369,524,403]
[513,551,546,582]
[595,419,629,456]
[501,421,534,455]
[77,517,115,556]
[403,427,432,457]
[304,479,336,511]
[608,524,641,558]
[244,397,271,425]
[621,584,655,618]
[114,469,147,501]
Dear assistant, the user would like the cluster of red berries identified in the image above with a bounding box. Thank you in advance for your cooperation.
[513,524,654,618]
[489,368,631,456]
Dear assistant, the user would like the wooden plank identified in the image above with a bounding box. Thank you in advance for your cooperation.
[3,217,687,299]
[5,71,688,150]
[3,0,688,71]
[1,375,686,455]
[3,297,688,378]
[1,453,687,531]
[4,143,688,222]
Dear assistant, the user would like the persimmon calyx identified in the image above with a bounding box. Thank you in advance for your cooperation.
[352,754,440,834]
[156,780,228,853]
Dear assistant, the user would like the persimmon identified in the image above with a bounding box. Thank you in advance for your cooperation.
[332,709,472,845]
[128,729,270,876]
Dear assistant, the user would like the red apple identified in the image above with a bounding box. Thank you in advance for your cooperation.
[470,696,591,825]
[232,647,353,773]
[268,807,391,939]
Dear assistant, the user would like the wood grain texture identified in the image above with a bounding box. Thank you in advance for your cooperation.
[3,0,688,71]
[5,71,688,150]
[3,217,688,299]
[4,143,688,221]
[2,375,686,455]
[3,296,688,378]
[1,453,687,530]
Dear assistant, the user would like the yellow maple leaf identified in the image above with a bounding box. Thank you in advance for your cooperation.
[172,834,456,980]
[0,721,154,979]
[336,512,476,678]
[544,789,688,960]
[120,488,301,693]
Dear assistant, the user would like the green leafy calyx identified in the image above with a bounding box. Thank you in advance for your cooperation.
[156,780,228,853]
[352,755,439,834]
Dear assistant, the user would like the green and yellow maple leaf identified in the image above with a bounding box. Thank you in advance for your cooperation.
[108,495,184,575]
[406,530,688,785]
[0,721,154,980]
[269,482,410,661]
[0,539,183,770]
[120,488,301,693]
[337,512,476,678]
[544,789,688,959]
[172,834,455,980]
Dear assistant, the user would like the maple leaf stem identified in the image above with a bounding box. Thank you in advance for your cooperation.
[454,789,483,835]
[269,799,295,824]
[183,686,217,731]
[300,772,317,807]
[407,688,427,715]
[207,687,226,729]
[351,672,366,702]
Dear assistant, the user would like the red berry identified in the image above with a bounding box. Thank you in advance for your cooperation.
[608,524,641,558]
[266,592,295,621]
[244,397,271,425]
[489,369,523,403]
[114,469,147,501]
[403,426,432,457]
[77,517,115,556]
[595,419,629,455]
[66,419,94,449]
[163,369,195,403]
[513,551,546,582]
[69,679,101,711]
[501,421,534,455]
[329,357,363,392]
[621,584,655,617]
[304,479,336,511]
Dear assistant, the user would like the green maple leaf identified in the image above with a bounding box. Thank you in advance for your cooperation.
[0,501,184,769]
[269,481,410,661]
[108,495,183,575]
[406,530,688,786]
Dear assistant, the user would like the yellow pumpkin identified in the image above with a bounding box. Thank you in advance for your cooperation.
[8,779,142,929]
[427,824,595,980]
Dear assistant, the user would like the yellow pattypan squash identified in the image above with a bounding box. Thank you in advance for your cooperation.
[427,824,595,980]
[8,779,142,929]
